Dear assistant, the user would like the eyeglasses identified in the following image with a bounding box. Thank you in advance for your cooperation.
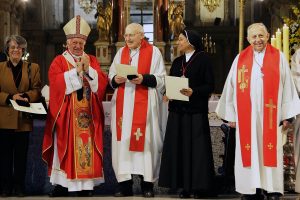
[9,46,23,50]
[123,33,140,39]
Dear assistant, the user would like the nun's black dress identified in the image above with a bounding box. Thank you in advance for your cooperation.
[158,50,215,194]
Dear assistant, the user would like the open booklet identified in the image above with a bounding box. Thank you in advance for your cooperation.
[165,75,189,101]
[10,100,47,114]
[115,64,138,78]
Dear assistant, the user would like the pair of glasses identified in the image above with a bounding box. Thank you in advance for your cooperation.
[9,46,23,50]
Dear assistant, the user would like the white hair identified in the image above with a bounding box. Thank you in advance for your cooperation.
[125,23,144,34]
[247,23,269,37]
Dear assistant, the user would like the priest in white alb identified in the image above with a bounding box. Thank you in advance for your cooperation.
[216,23,300,200]
[108,23,166,198]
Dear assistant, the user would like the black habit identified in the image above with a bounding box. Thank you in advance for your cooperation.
[158,50,215,193]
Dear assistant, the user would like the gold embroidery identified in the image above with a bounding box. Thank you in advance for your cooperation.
[134,128,143,141]
[267,143,274,150]
[245,143,251,151]
[265,98,276,129]
[238,65,249,92]
[118,117,123,129]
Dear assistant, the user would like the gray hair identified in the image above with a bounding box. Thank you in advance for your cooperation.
[125,23,144,34]
[4,35,27,56]
[247,23,269,37]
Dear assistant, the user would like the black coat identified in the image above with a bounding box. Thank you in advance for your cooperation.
[168,51,215,113]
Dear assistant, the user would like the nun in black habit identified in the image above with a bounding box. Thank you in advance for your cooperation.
[158,30,215,198]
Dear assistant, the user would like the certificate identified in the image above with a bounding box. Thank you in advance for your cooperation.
[10,100,47,114]
[115,64,137,78]
[165,75,189,101]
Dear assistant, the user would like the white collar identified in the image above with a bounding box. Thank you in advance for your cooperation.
[185,50,195,62]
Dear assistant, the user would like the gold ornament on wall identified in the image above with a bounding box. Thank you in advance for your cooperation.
[168,1,185,41]
[95,1,113,42]
[201,0,222,13]
[78,0,97,14]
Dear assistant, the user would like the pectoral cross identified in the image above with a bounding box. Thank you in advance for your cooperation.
[265,98,276,129]
[245,143,251,151]
[267,143,274,150]
[238,65,248,92]
[134,128,143,141]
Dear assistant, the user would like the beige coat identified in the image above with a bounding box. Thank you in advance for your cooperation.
[0,61,41,131]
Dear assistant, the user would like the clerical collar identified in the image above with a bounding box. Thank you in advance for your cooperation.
[185,50,195,62]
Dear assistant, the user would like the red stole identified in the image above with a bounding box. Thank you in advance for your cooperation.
[115,40,153,152]
[236,44,280,167]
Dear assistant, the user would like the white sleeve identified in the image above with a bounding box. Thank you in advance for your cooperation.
[280,52,300,120]
[151,47,167,94]
[87,66,98,93]
[215,55,238,122]
[64,68,82,95]
[291,49,300,95]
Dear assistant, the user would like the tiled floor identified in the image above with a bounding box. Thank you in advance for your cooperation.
[1,194,300,200]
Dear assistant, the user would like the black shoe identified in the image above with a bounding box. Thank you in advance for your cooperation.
[267,192,281,200]
[48,185,68,197]
[143,189,154,198]
[194,191,214,199]
[77,190,93,197]
[114,189,133,197]
[1,187,12,197]
[114,185,133,197]
[241,194,257,200]
[179,190,191,199]
[14,187,25,197]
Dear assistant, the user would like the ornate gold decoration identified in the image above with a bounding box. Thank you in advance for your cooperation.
[134,128,143,141]
[202,34,216,54]
[168,1,185,40]
[238,65,248,92]
[201,0,222,13]
[265,98,276,129]
[95,1,113,41]
[78,0,97,14]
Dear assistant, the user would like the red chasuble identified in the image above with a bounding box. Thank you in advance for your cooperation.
[236,44,279,167]
[115,39,153,152]
[42,53,108,179]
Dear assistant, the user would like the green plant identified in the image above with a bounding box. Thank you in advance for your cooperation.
[283,1,300,55]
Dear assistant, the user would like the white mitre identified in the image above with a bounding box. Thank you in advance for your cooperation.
[63,15,91,40]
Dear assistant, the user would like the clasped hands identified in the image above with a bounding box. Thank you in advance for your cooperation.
[114,74,143,85]
[76,55,90,77]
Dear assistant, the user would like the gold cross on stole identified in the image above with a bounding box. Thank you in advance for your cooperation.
[118,117,123,129]
[265,98,276,129]
[238,65,248,92]
[134,128,143,141]
[267,143,273,150]
[245,143,251,151]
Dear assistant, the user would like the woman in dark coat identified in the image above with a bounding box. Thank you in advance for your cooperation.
[158,30,215,199]
[0,35,41,197]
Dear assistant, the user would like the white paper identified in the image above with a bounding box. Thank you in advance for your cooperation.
[115,64,137,78]
[10,100,47,114]
[165,75,189,101]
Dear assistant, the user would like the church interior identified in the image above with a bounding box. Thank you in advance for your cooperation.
[1,0,300,199]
